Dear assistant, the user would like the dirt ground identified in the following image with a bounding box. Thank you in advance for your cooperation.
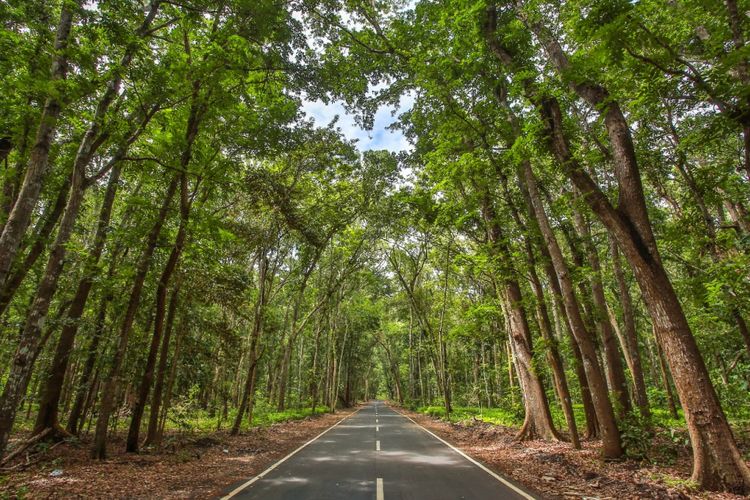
[0,409,353,499]
[396,407,750,500]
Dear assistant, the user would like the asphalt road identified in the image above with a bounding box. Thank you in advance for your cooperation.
[224,400,535,500]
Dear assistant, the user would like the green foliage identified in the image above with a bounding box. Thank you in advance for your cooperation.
[417,405,523,427]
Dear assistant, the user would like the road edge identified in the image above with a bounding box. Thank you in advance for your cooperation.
[220,407,363,499]
[390,405,539,500]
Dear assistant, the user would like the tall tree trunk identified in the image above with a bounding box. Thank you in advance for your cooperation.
[527,256,580,447]
[91,174,179,459]
[157,311,186,440]
[143,285,180,447]
[231,253,269,435]
[127,174,191,452]
[66,289,111,436]
[493,158,580,446]
[477,185,560,441]
[3,103,156,452]
[0,3,75,288]
[126,69,201,449]
[0,179,68,316]
[521,161,622,458]
[276,254,319,411]
[0,129,94,456]
[543,94,749,490]
[609,238,650,420]
[32,163,122,438]
[572,207,631,416]
[525,19,750,489]
[546,253,600,438]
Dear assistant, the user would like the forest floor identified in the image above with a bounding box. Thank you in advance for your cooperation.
[400,406,750,500]
[0,408,354,499]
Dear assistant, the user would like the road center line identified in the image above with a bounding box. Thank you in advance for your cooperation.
[376,425,379,432]
[376,440,381,451]
[221,407,362,499]
[376,478,384,500]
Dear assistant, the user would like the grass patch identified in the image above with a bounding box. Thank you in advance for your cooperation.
[416,406,522,427]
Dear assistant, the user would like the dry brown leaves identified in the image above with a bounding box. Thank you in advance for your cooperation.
[0,409,354,499]
[400,409,750,500]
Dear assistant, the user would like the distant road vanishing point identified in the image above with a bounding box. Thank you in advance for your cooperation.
[222,400,536,499]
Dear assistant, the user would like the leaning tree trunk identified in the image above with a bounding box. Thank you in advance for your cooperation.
[126,74,200,450]
[477,184,560,441]
[501,283,560,441]
[539,94,750,491]
[156,311,187,441]
[231,253,269,435]
[529,20,750,491]
[572,206,631,416]
[527,254,580,447]
[91,174,179,459]
[521,161,622,458]
[66,288,111,436]
[126,174,191,452]
[32,163,122,438]
[24,102,158,444]
[609,238,650,421]
[484,9,750,487]
[544,249,600,438]
[0,3,75,288]
[0,180,68,316]
[143,285,180,447]
[0,123,99,456]
[495,159,580,447]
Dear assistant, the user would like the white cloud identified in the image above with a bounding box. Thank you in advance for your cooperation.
[301,96,413,153]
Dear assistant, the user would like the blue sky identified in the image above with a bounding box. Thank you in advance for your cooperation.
[301,95,414,153]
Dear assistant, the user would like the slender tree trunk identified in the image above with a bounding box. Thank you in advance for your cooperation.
[157,312,186,441]
[547,257,600,438]
[521,161,622,458]
[0,3,75,288]
[143,285,180,446]
[127,175,190,452]
[523,20,750,489]
[66,247,121,436]
[540,92,749,491]
[276,257,318,411]
[0,131,92,456]
[126,71,200,448]
[528,259,580,447]
[437,247,452,416]
[609,238,650,420]
[572,207,631,416]
[91,174,179,459]
[32,164,122,437]
[231,253,269,434]
[310,319,323,414]
[477,185,560,441]
[0,179,68,316]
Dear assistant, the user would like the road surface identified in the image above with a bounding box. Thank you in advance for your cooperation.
[223,401,535,499]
